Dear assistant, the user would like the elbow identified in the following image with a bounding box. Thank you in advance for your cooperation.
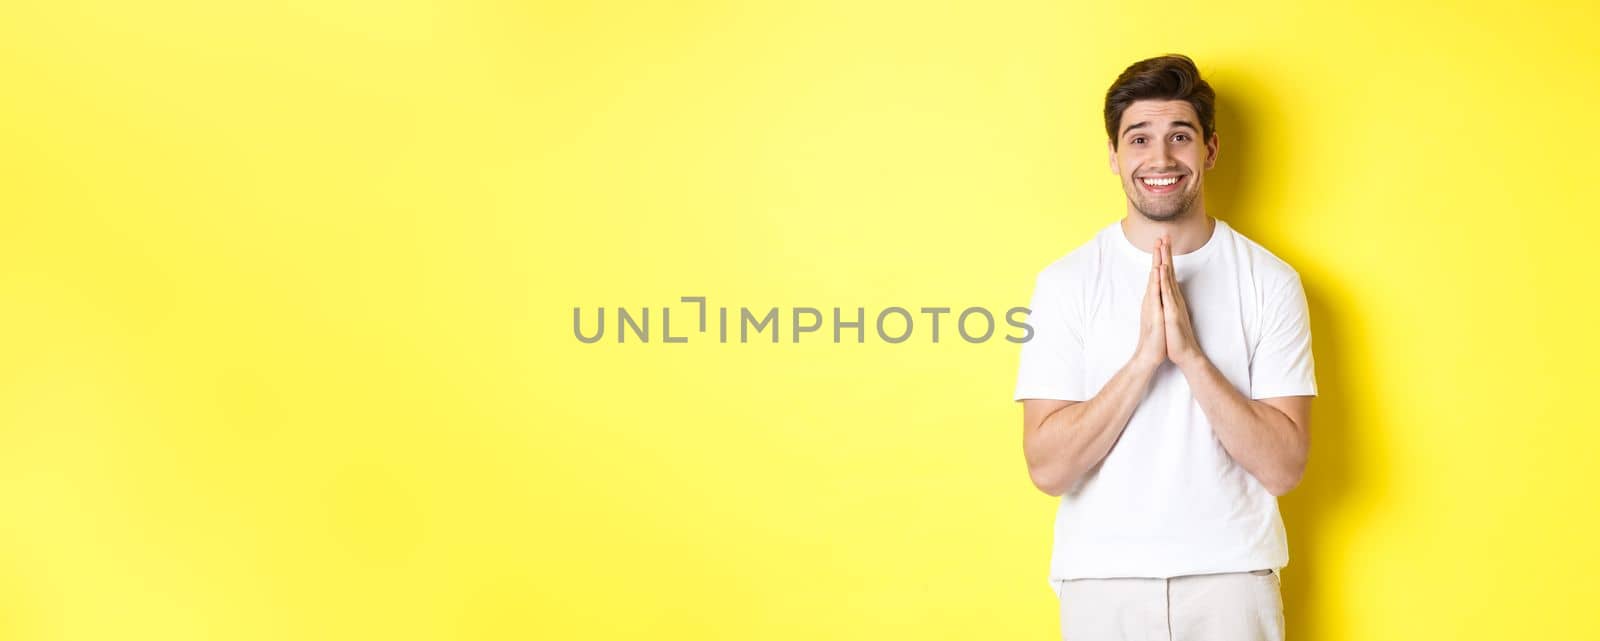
[1028,464,1068,497]
[1264,461,1306,497]
[1028,462,1078,498]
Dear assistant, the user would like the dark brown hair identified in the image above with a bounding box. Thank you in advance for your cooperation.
[1104,54,1215,150]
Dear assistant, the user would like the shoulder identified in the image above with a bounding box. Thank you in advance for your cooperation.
[1224,223,1304,294]
[1031,227,1107,288]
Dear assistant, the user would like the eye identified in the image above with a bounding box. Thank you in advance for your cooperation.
[1173,133,1190,142]
[1131,136,1146,144]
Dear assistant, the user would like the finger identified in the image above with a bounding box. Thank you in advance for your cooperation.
[1165,261,1176,301]
[1166,242,1177,291]
[1165,265,1185,323]
[1147,260,1162,311]
[1165,260,1188,316]
[1151,243,1163,286]
[1159,263,1175,319]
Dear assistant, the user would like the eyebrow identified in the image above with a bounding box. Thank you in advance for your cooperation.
[1121,120,1200,139]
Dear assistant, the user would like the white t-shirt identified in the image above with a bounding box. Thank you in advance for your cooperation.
[1013,217,1317,598]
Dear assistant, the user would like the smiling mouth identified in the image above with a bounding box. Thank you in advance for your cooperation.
[1139,175,1185,194]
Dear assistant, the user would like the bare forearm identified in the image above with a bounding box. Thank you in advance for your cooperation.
[1177,355,1307,495]
[1025,358,1160,496]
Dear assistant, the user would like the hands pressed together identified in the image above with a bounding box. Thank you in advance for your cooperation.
[1135,235,1205,371]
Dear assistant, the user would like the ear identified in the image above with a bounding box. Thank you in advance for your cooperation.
[1204,132,1219,171]
[1107,139,1118,175]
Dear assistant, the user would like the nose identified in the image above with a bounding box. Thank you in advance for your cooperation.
[1155,139,1177,164]
[1143,140,1179,174]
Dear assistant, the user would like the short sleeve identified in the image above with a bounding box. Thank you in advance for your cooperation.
[1014,269,1088,402]
[1250,274,1318,399]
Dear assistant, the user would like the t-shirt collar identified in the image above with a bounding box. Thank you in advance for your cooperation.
[1112,216,1225,268]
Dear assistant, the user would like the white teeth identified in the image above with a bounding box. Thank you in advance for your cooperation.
[1142,176,1179,187]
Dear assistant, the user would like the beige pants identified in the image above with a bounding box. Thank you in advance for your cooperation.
[1057,569,1284,641]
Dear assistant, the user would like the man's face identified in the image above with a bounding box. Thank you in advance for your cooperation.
[1108,99,1218,222]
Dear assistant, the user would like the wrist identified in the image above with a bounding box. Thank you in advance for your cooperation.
[1174,350,1208,373]
[1132,354,1165,377]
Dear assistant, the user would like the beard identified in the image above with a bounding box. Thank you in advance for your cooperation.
[1128,180,1200,222]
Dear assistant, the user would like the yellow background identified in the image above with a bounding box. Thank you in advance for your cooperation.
[1,1,1596,639]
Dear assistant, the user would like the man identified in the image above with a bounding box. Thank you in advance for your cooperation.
[1014,54,1318,641]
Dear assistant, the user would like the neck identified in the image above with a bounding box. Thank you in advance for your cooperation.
[1120,210,1216,256]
